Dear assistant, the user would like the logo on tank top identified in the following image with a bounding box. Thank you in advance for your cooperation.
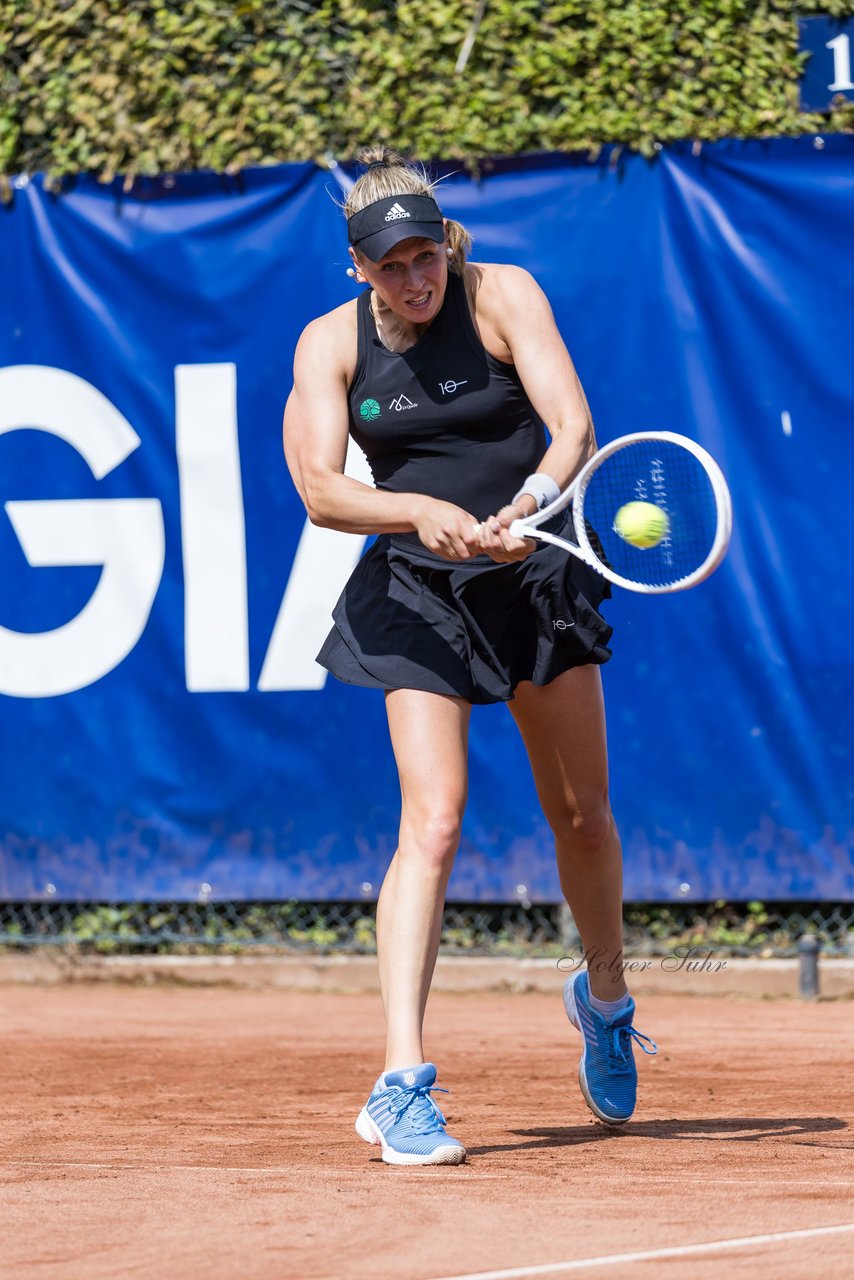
[359,398,381,420]
[384,202,411,222]
[389,394,417,411]
[439,379,468,396]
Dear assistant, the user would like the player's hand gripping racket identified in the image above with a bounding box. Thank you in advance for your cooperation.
[509,432,732,593]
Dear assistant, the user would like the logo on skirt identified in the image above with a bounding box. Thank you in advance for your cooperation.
[552,619,576,630]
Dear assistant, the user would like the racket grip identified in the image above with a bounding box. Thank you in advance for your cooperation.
[509,519,528,538]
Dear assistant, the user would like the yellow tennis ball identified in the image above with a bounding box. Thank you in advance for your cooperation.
[613,501,670,549]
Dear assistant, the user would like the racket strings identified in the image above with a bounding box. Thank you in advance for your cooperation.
[577,440,721,588]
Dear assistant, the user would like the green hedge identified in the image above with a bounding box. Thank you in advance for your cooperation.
[1,0,853,188]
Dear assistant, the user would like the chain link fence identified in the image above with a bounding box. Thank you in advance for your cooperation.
[1,899,852,957]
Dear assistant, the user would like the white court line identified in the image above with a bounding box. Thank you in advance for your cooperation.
[427,1222,854,1280]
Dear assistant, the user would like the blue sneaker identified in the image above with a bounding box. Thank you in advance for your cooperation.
[355,1063,466,1165]
[563,972,657,1124]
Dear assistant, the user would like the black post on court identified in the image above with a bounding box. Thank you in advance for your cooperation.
[798,933,821,999]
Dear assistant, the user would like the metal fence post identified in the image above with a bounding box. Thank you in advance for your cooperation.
[798,933,820,998]
[557,902,580,951]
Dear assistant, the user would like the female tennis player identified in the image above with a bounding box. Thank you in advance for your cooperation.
[283,146,656,1167]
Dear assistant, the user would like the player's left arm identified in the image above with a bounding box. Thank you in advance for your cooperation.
[492,264,596,487]
[476,264,597,558]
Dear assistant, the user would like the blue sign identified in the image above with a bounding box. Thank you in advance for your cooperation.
[799,17,854,110]
[1,139,853,903]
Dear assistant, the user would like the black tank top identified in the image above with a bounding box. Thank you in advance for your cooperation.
[347,271,546,523]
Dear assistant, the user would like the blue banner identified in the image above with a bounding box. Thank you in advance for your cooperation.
[1,138,852,902]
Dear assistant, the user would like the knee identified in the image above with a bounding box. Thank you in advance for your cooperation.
[549,795,614,855]
[400,805,464,873]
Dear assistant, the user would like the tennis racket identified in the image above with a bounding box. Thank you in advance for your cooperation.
[509,432,732,593]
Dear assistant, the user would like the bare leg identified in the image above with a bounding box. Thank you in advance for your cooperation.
[378,688,471,1071]
[508,665,626,1001]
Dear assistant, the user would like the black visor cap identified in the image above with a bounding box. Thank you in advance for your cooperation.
[347,194,445,262]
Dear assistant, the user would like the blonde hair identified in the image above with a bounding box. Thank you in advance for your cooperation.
[344,145,471,275]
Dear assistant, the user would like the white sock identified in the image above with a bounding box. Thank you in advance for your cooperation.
[588,990,631,1021]
[374,1063,423,1091]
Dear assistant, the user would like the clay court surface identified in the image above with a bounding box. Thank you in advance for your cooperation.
[2,982,853,1280]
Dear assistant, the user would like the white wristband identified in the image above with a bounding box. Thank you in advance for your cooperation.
[512,473,561,512]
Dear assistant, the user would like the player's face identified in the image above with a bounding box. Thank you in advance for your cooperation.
[354,236,449,325]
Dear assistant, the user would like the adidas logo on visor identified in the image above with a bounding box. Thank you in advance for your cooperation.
[384,202,410,222]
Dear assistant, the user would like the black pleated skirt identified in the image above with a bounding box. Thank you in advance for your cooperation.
[317,512,613,705]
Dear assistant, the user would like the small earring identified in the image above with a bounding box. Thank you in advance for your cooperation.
[446,247,453,257]
[346,267,357,278]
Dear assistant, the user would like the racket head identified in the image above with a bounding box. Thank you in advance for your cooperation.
[572,432,732,593]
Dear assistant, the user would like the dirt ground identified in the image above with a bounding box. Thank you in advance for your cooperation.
[1,984,853,1280]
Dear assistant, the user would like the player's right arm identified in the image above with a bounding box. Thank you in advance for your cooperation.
[283,309,478,559]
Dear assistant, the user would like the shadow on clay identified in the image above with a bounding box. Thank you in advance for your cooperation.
[465,1114,848,1156]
